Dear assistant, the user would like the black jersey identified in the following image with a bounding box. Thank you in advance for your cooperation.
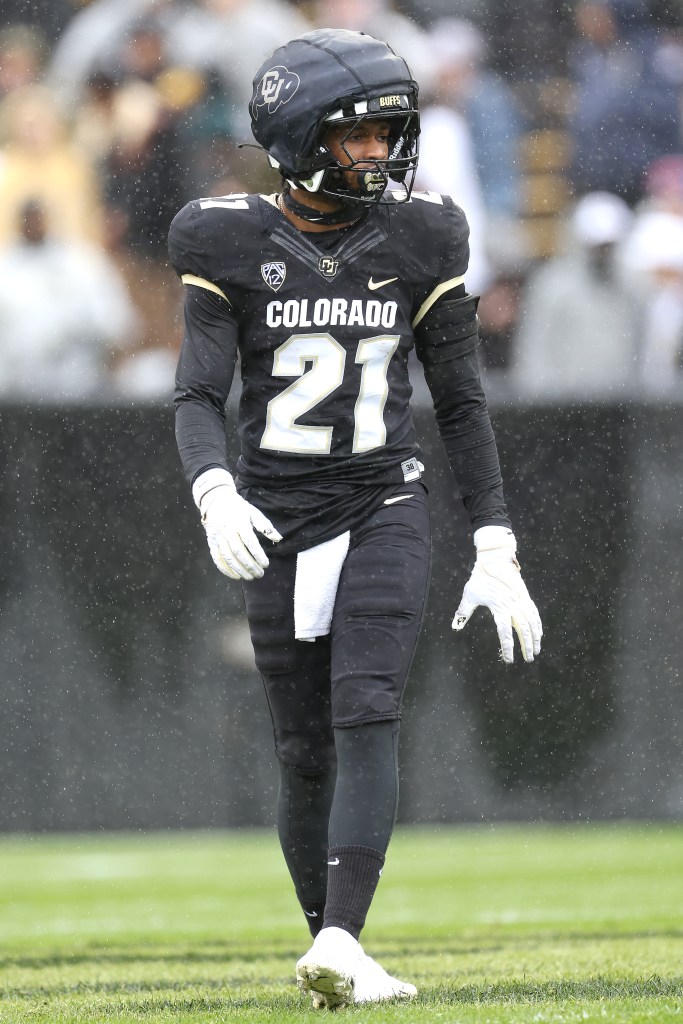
[171,191,508,550]
[170,191,467,484]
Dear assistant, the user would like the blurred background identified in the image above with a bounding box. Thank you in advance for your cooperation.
[0,0,682,832]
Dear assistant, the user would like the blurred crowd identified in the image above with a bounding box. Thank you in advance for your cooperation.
[2,0,683,404]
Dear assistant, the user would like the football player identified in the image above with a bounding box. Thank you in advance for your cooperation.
[170,28,542,1008]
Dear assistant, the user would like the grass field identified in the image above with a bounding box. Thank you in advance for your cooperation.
[0,824,681,1023]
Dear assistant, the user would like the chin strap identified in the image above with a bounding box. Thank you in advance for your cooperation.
[281,188,364,227]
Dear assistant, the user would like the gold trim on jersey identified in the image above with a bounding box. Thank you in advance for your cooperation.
[411,275,465,329]
[180,273,230,303]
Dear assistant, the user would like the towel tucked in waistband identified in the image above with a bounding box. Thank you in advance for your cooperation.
[294,531,350,641]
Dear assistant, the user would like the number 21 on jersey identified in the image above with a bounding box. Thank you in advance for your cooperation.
[261,332,400,455]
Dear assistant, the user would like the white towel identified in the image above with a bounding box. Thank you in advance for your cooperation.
[294,531,350,641]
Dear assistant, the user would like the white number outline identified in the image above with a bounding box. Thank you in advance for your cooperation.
[260,332,400,455]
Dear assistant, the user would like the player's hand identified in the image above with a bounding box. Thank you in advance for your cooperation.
[452,525,542,664]
[192,468,282,580]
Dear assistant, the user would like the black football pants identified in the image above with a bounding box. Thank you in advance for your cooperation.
[242,487,431,926]
[243,484,432,771]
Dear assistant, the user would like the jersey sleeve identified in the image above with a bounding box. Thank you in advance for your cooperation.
[439,196,470,281]
[170,199,255,485]
[168,200,242,310]
[169,202,210,278]
[173,280,239,486]
[410,199,509,529]
[409,195,472,328]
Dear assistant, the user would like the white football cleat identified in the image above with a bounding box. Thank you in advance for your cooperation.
[305,944,418,1009]
[296,926,361,1009]
[353,950,418,1004]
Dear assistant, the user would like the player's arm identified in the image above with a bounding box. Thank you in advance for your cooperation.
[414,287,542,663]
[414,285,507,528]
[174,284,281,580]
[174,284,238,483]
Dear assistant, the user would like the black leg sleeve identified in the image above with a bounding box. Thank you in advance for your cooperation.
[328,720,400,852]
[276,761,336,935]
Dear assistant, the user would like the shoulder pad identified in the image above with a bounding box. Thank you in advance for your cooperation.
[387,192,470,290]
[398,192,468,239]
[168,194,264,281]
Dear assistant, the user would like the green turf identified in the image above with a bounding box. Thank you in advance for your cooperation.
[0,824,681,1022]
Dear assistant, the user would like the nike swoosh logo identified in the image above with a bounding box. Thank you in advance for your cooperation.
[304,910,319,917]
[368,276,398,290]
[327,857,340,866]
[384,494,414,505]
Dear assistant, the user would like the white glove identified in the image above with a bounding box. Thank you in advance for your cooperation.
[192,468,282,581]
[452,525,542,664]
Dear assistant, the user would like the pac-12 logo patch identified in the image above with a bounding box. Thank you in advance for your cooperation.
[252,66,300,120]
[261,261,286,291]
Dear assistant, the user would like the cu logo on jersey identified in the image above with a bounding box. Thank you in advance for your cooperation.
[252,66,300,119]
[318,256,339,278]
[262,261,286,291]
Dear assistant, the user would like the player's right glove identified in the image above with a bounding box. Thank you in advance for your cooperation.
[452,525,542,664]
[192,468,282,581]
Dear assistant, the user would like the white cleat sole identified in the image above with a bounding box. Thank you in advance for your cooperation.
[296,961,354,1008]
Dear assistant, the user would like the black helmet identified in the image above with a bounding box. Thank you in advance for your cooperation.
[249,28,419,207]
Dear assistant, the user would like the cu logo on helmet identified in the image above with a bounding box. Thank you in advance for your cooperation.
[253,66,300,119]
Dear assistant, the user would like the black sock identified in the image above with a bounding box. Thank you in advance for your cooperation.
[322,844,385,939]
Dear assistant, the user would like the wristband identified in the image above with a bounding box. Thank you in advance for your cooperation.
[473,525,516,553]
[191,467,235,510]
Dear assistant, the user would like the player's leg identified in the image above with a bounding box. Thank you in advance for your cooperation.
[326,485,431,932]
[243,551,336,936]
[324,721,399,931]
[295,720,413,1008]
[276,757,335,935]
[296,487,431,1005]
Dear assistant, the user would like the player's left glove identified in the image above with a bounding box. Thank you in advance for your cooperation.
[452,525,542,664]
